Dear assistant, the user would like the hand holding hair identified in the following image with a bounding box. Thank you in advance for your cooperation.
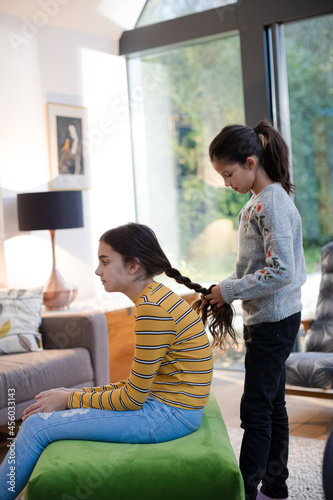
[203,284,225,308]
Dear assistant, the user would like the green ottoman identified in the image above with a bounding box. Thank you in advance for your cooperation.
[25,394,244,500]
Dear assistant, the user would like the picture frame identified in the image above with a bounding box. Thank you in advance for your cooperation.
[47,103,91,190]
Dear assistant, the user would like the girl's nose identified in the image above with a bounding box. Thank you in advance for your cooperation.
[95,266,101,276]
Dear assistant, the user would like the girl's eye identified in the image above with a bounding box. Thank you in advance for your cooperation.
[102,261,109,265]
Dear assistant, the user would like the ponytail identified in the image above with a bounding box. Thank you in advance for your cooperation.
[254,119,293,194]
[101,223,237,350]
[209,118,294,194]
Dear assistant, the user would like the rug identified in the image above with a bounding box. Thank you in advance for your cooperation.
[227,427,326,500]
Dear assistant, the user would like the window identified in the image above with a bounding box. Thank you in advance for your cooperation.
[284,14,333,272]
[122,1,333,366]
[127,34,245,281]
[121,1,333,285]
[136,0,237,27]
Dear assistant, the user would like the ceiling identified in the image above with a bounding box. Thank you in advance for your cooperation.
[0,0,146,40]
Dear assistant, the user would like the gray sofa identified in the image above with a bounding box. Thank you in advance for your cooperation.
[286,241,333,397]
[0,310,109,426]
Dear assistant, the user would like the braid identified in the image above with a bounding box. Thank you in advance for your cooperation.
[165,267,209,295]
[165,268,238,350]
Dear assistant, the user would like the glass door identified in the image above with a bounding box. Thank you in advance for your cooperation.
[127,33,246,283]
[284,14,333,273]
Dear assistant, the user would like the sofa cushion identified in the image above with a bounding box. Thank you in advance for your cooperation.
[304,242,333,353]
[0,287,43,354]
[286,352,333,389]
[304,320,333,353]
[0,348,94,410]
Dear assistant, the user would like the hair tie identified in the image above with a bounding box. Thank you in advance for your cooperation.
[258,133,267,148]
[254,128,266,148]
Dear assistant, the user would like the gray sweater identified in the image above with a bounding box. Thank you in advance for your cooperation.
[220,183,307,326]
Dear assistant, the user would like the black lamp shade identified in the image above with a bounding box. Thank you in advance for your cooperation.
[17,191,84,231]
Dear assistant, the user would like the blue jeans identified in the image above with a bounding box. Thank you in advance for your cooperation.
[239,312,301,500]
[0,396,204,500]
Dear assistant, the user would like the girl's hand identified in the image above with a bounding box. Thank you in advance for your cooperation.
[204,284,226,308]
[22,387,73,421]
[199,294,208,310]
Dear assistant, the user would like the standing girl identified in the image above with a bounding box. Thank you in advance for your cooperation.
[0,222,235,500]
[204,119,306,500]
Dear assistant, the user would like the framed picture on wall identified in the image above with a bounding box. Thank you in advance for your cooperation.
[47,103,91,190]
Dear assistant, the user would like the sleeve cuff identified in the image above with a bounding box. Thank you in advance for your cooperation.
[220,280,234,304]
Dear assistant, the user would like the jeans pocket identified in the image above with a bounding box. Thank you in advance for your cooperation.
[149,408,198,444]
[173,407,204,431]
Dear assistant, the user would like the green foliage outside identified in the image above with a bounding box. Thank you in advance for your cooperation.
[284,15,333,270]
[140,35,246,281]
[133,15,332,280]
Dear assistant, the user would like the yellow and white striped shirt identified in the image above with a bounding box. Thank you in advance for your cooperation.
[69,282,213,411]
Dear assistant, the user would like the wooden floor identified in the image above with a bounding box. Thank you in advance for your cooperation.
[212,369,333,440]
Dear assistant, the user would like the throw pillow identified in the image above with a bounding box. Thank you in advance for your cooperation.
[0,287,43,354]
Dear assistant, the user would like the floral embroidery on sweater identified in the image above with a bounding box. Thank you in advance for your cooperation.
[258,250,286,280]
[244,203,270,235]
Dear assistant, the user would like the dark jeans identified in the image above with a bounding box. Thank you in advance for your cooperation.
[239,312,301,500]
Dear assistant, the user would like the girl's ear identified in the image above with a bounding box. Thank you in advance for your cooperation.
[128,258,142,275]
[245,156,256,170]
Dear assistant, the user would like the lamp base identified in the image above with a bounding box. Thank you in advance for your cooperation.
[43,266,77,311]
[43,287,77,311]
[42,229,78,310]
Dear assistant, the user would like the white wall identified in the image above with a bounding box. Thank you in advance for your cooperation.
[0,12,136,300]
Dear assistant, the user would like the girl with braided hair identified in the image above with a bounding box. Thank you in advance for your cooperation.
[204,119,307,500]
[0,222,235,499]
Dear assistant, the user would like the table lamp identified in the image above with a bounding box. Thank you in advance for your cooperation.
[17,191,84,310]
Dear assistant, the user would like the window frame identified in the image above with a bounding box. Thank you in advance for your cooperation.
[120,0,333,127]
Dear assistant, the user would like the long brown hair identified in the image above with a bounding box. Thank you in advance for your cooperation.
[209,118,294,194]
[100,223,237,349]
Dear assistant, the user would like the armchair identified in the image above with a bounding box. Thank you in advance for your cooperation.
[285,241,333,398]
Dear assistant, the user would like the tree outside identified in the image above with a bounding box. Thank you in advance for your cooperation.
[129,14,333,281]
[285,14,333,272]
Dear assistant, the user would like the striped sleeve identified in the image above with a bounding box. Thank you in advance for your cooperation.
[68,303,176,411]
[75,381,128,393]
